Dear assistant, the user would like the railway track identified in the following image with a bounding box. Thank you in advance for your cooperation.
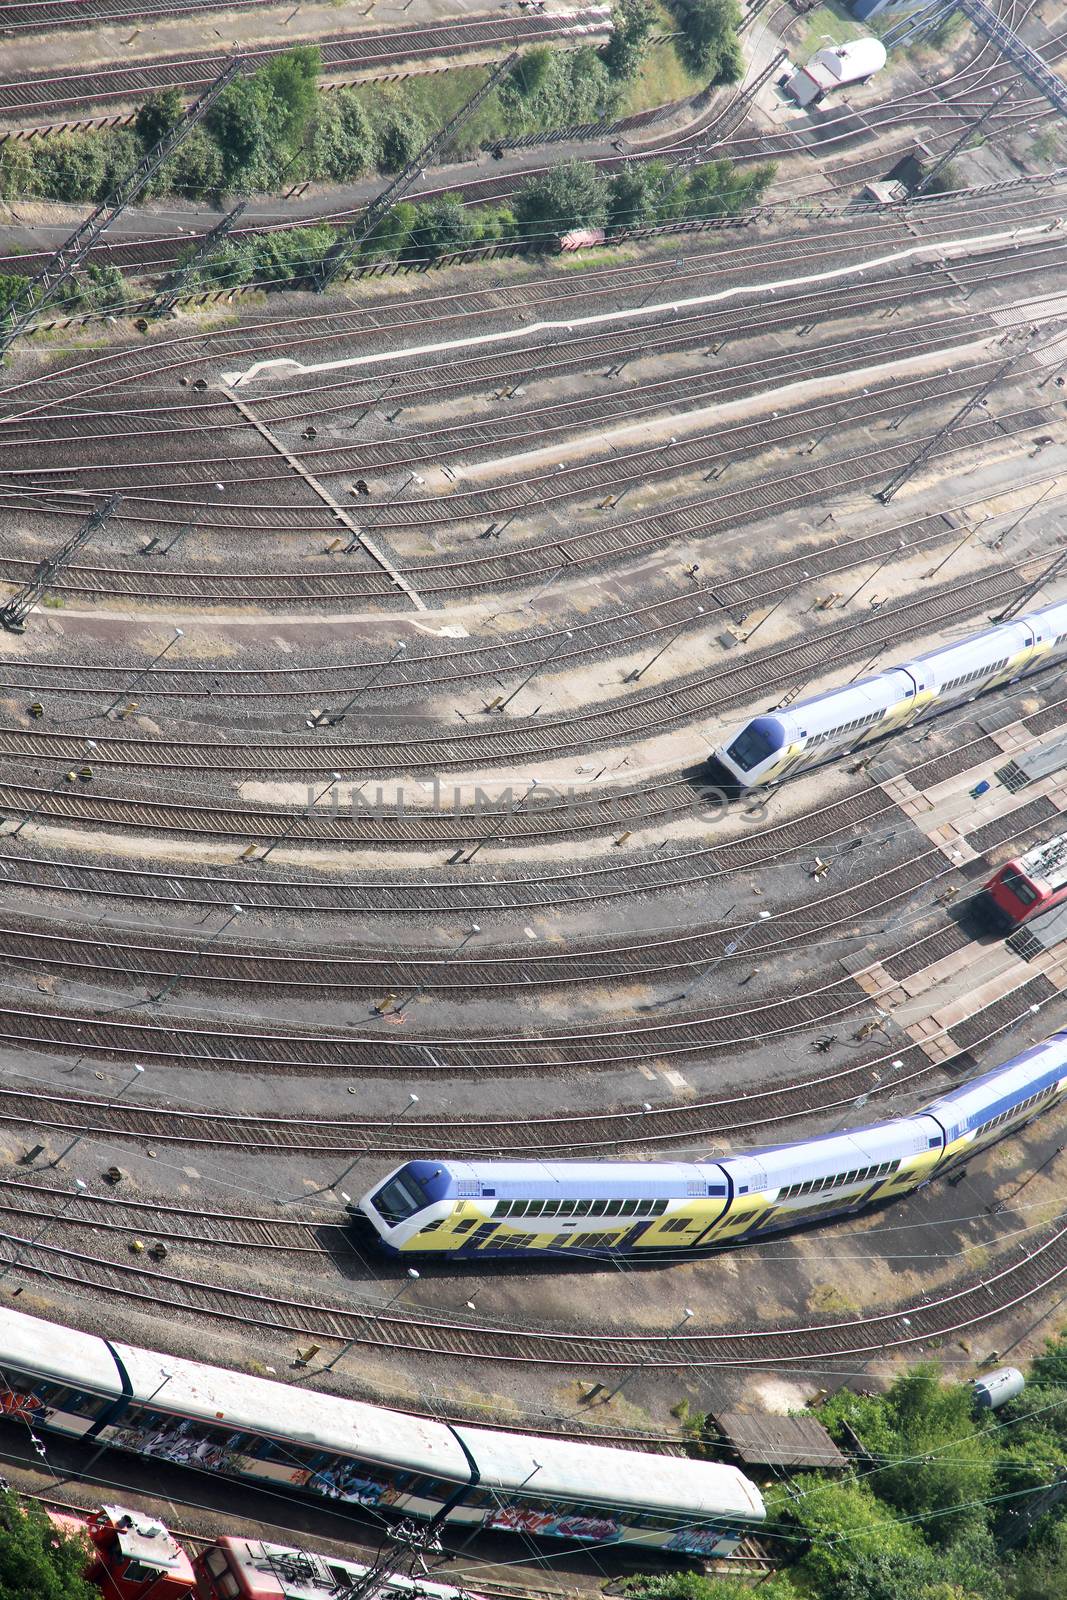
[13,243,1064,498]
[0,10,610,122]
[8,1174,1067,1371]
[2,179,1056,416]
[0,561,1048,784]
[0,0,286,29]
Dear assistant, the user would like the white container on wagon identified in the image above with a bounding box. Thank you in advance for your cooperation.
[784,37,887,106]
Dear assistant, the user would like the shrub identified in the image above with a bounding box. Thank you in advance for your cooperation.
[514,159,609,241]
[368,91,428,171]
[307,90,375,183]
[407,197,477,262]
[135,87,184,148]
[669,0,743,79]
[602,0,656,80]
[27,133,109,201]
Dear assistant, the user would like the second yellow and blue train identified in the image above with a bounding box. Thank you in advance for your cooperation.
[355,1033,1067,1260]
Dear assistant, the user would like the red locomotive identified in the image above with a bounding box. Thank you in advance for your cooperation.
[51,1505,195,1600]
[48,1505,484,1600]
[980,830,1067,930]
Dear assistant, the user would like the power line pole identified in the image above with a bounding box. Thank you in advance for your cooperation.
[0,57,243,357]
[309,51,519,292]
[0,495,121,633]
[876,342,1028,504]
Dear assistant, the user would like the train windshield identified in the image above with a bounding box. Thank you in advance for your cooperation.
[1001,870,1039,906]
[726,724,776,772]
[371,1172,429,1224]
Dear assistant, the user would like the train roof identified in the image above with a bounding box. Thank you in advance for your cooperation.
[450,1424,765,1521]
[720,1117,938,1191]
[773,670,910,735]
[0,1307,469,1483]
[921,1032,1067,1138]
[0,1308,764,1523]
[1012,829,1067,890]
[417,1159,727,1197]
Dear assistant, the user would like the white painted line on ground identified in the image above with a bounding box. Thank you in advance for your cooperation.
[222,220,1064,387]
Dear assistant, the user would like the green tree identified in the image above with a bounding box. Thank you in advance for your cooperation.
[774,1473,925,1594]
[513,159,608,241]
[307,90,375,182]
[28,133,108,201]
[0,1490,96,1599]
[602,0,656,80]
[821,1366,997,1545]
[256,45,321,151]
[607,160,667,230]
[206,75,274,187]
[407,197,477,262]
[669,0,743,80]
[368,91,428,171]
[134,86,184,148]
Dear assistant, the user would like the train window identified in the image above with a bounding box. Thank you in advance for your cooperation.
[619,1201,640,1216]
[418,1222,438,1234]
[1001,871,1039,906]
[454,1219,479,1233]
[590,1200,609,1216]
[574,1200,593,1215]
[542,1201,561,1217]
[493,1202,511,1216]
[726,724,776,772]
[204,1550,229,1577]
[652,1200,669,1213]
[527,1201,545,1216]
[707,1186,726,1197]
[371,1172,429,1224]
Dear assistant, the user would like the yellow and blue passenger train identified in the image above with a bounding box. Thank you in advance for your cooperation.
[356,1033,1067,1260]
[711,599,1067,789]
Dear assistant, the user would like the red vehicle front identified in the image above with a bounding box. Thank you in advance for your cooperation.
[981,860,1050,929]
[83,1505,195,1600]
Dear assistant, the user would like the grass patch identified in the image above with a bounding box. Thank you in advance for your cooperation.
[618,32,706,118]
[798,1,865,57]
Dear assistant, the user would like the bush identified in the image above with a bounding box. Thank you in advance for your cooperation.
[134,86,184,148]
[602,0,656,80]
[368,90,428,171]
[307,90,375,183]
[0,1488,97,1599]
[0,273,28,317]
[163,128,224,199]
[683,156,774,216]
[514,159,608,241]
[0,141,34,201]
[501,45,617,130]
[669,0,744,79]
[363,200,419,259]
[27,133,109,201]
[407,197,477,262]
